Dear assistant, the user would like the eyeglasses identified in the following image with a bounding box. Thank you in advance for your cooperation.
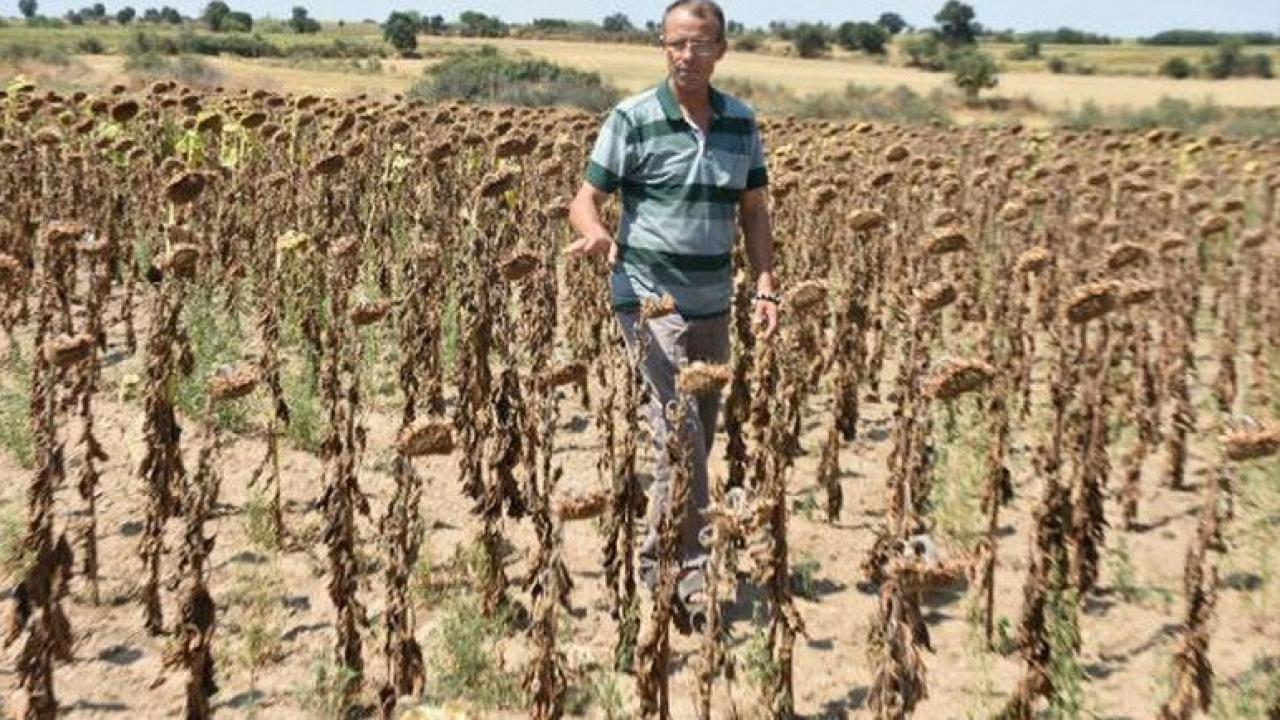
[660,37,721,57]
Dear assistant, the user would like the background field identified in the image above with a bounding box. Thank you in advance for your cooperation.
[2,23,1279,116]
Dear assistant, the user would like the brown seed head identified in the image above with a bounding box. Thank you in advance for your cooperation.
[1223,427,1280,462]
[1198,212,1229,236]
[677,362,733,398]
[926,226,969,255]
[1118,280,1162,307]
[788,280,828,312]
[43,333,95,368]
[1105,242,1150,271]
[924,359,995,401]
[1063,281,1117,324]
[917,281,958,315]
[310,153,345,177]
[554,488,610,522]
[208,364,260,402]
[640,294,677,320]
[500,251,539,282]
[42,220,89,246]
[540,362,588,390]
[350,298,392,326]
[1016,246,1054,274]
[478,168,518,198]
[396,418,455,457]
[164,171,206,205]
[848,208,886,232]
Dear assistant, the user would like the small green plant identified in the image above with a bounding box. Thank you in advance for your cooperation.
[791,487,819,521]
[741,602,780,693]
[243,490,280,552]
[928,400,987,547]
[282,357,324,453]
[0,500,27,583]
[1046,563,1086,720]
[586,667,627,720]
[993,616,1017,656]
[565,663,626,719]
[0,348,34,468]
[227,566,285,696]
[178,287,252,431]
[423,594,517,710]
[295,657,360,719]
[1107,538,1176,610]
[790,555,821,600]
[1209,655,1280,719]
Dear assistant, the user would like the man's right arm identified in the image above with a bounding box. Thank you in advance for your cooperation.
[565,182,614,259]
[566,108,632,260]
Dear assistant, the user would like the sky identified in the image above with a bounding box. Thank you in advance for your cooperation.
[20,0,1280,37]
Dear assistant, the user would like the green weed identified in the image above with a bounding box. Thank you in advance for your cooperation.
[423,594,518,711]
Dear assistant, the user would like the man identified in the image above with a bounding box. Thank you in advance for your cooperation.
[566,0,777,630]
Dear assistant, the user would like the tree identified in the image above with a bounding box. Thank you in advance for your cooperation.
[224,9,251,31]
[116,5,135,24]
[934,0,977,46]
[791,23,829,58]
[65,9,84,24]
[836,21,889,54]
[424,14,445,34]
[949,49,998,100]
[90,2,105,20]
[877,12,906,35]
[458,10,504,38]
[601,12,632,33]
[159,6,183,23]
[289,6,320,33]
[383,11,418,55]
[201,1,230,31]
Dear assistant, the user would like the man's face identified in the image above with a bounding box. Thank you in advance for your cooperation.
[661,7,726,94]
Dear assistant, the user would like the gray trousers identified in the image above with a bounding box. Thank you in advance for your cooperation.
[618,310,731,582]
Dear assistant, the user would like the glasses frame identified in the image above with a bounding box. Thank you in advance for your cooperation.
[658,35,723,58]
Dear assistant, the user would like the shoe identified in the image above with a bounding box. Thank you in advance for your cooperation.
[672,567,707,635]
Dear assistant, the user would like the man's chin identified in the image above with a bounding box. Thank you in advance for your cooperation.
[670,73,708,91]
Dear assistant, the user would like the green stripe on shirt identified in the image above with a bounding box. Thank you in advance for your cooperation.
[621,181,743,205]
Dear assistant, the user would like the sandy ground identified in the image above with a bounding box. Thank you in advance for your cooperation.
[1,301,1277,720]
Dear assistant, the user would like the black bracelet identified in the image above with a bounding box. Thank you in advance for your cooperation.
[755,292,781,306]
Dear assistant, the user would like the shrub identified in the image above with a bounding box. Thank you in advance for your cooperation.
[0,41,72,65]
[733,34,762,52]
[408,47,621,112]
[790,23,829,58]
[948,49,999,101]
[1159,56,1195,79]
[836,21,889,55]
[74,36,107,54]
[901,32,945,71]
[717,77,951,125]
[1046,56,1067,74]
[123,52,221,83]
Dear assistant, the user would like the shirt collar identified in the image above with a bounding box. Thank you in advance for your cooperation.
[658,78,726,123]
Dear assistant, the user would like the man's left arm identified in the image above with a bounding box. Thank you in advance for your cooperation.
[740,116,777,339]
[740,187,778,339]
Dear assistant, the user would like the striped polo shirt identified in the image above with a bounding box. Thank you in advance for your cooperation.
[585,80,768,319]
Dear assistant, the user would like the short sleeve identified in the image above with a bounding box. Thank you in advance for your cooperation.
[585,109,632,194]
[745,121,768,190]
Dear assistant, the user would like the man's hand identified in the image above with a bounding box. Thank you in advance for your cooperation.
[754,296,779,340]
[563,235,614,260]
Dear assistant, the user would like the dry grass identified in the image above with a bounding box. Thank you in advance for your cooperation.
[5,33,1276,111]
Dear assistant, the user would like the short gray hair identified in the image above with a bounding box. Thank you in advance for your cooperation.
[662,0,726,42]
